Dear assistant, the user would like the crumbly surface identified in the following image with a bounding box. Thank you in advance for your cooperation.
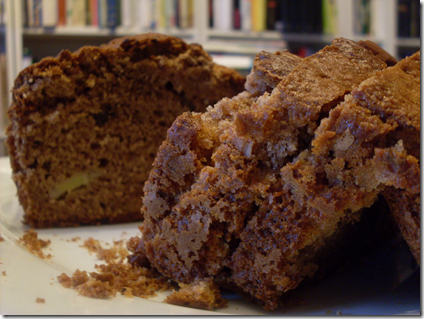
[81,237,129,263]
[6,33,245,228]
[18,229,52,259]
[57,237,172,299]
[164,278,227,311]
[133,38,420,310]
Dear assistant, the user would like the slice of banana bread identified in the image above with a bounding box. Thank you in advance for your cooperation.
[6,33,245,228]
[130,39,417,310]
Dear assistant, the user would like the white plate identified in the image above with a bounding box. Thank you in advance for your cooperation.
[0,157,420,315]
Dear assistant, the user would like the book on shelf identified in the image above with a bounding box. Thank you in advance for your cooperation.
[266,0,278,30]
[0,0,6,26]
[212,0,233,31]
[238,0,250,31]
[165,0,178,30]
[322,0,337,35]
[398,0,421,38]
[57,0,66,25]
[251,0,266,32]
[177,0,193,29]
[408,0,420,38]
[105,0,121,28]
[353,0,370,35]
[277,0,323,34]
[67,0,87,26]
[119,0,132,29]
[233,0,240,29]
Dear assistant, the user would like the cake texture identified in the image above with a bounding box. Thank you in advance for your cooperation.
[129,39,420,310]
[6,33,245,228]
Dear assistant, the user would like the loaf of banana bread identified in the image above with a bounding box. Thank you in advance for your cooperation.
[6,33,245,228]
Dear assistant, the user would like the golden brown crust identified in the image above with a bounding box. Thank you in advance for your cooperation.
[6,33,245,228]
[278,38,387,128]
[357,39,398,66]
[245,50,302,95]
[396,50,421,83]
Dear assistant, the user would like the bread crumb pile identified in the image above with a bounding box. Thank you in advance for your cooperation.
[81,237,128,263]
[55,236,227,310]
[57,237,172,299]
[18,229,52,259]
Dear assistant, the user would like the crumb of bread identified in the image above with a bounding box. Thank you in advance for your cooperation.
[67,236,81,242]
[35,298,45,303]
[81,237,128,263]
[2,271,6,276]
[58,239,172,299]
[0,233,4,242]
[80,237,102,254]
[18,229,52,259]
[58,269,94,291]
[164,278,227,311]
[57,273,73,288]
[75,278,117,299]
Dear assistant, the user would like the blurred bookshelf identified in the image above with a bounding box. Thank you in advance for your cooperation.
[8,1,422,63]
[0,0,421,156]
